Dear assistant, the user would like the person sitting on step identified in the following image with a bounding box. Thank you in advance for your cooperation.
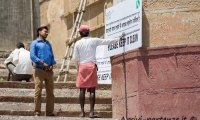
[4,42,33,82]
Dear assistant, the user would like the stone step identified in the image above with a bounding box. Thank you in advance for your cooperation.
[0,68,77,76]
[0,111,112,118]
[0,102,112,112]
[0,59,77,82]
[0,115,116,120]
[0,74,76,83]
[0,58,76,69]
[0,88,111,98]
[0,63,76,71]
[0,58,113,119]
[0,58,7,63]
[0,69,77,82]
[0,82,111,90]
[53,63,76,70]
[54,59,76,68]
[0,69,8,76]
[0,76,7,81]
[53,69,77,82]
[0,50,10,56]
[0,96,111,104]
[0,64,6,69]
[0,75,77,82]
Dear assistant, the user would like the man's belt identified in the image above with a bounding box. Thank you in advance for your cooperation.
[36,66,46,70]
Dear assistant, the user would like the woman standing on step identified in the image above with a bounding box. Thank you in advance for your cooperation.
[73,25,124,118]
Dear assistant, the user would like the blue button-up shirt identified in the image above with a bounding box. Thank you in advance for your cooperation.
[30,38,56,68]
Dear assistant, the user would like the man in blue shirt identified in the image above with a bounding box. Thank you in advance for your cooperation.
[30,26,56,116]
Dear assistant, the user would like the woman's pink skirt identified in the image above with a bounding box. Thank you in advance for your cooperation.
[76,62,98,88]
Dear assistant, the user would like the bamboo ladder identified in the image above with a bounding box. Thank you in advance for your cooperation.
[56,0,87,83]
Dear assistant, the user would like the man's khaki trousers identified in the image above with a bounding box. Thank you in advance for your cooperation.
[34,68,55,115]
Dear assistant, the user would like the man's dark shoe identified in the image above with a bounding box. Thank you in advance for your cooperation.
[34,113,40,116]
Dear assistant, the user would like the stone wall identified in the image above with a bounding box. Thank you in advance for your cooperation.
[111,0,200,119]
[112,45,200,118]
[0,0,40,52]
[142,0,200,47]
[39,0,113,59]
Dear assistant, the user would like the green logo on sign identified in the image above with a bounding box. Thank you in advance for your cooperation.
[136,0,140,9]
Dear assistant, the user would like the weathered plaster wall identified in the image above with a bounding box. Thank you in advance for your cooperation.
[39,0,66,60]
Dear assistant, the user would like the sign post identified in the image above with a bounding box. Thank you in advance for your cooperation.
[97,0,142,84]
[104,0,142,57]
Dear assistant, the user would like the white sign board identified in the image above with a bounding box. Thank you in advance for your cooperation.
[97,0,142,84]
[96,46,111,84]
[104,0,142,57]
[96,57,111,84]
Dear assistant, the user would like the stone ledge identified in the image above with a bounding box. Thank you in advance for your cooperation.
[111,44,200,64]
[0,96,111,104]
[0,88,111,98]
[0,82,111,90]
[0,111,112,118]
[0,116,115,120]
[0,102,112,111]
[144,7,200,13]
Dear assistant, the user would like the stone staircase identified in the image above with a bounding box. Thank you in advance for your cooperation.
[0,57,113,119]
